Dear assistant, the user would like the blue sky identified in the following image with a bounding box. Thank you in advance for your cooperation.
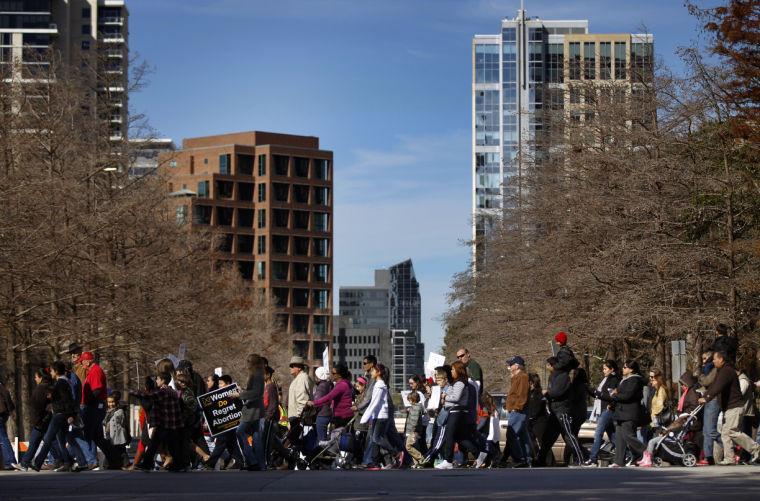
[128,0,712,353]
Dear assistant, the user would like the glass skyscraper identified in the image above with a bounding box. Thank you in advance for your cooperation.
[472,8,653,268]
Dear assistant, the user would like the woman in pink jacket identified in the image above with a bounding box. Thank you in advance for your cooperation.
[308,363,354,429]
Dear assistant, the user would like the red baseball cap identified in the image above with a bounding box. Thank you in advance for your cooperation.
[77,351,94,363]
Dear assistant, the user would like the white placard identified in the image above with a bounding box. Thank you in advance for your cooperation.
[322,346,330,370]
[214,367,223,377]
[425,352,446,377]
[426,385,441,410]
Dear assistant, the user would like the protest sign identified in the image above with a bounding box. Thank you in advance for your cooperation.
[197,383,242,436]
[425,352,446,377]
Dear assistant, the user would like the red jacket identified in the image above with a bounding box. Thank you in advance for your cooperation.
[82,363,107,404]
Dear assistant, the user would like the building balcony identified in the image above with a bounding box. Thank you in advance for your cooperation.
[101,36,125,44]
[98,16,124,25]
[104,49,124,58]
[109,115,122,123]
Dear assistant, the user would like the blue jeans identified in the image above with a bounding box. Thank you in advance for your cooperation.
[507,411,533,463]
[589,409,615,461]
[366,419,395,465]
[33,414,86,468]
[703,398,720,458]
[236,419,264,469]
[316,415,331,442]
[0,415,17,466]
[76,404,105,466]
[20,426,44,467]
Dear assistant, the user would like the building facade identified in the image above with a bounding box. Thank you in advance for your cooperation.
[159,131,333,367]
[0,0,129,141]
[129,138,175,178]
[472,8,653,268]
[336,259,424,390]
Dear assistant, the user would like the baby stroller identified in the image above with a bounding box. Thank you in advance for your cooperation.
[651,404,703,467]
[283,407,319,470]
[308,416,357,470]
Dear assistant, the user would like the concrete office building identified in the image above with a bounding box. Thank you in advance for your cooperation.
[336,259,424,390]
[160,131,333,367]
[472,7,653,268]
[0,1,129,141]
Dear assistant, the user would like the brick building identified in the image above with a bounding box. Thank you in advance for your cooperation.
[159,131,333,366]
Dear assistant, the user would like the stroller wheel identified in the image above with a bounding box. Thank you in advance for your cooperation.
[653,457,663,468]
[682,453,697,468]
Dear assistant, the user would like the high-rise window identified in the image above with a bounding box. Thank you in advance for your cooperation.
[600,42,611,80]
[313,213,329,232]
[258,154,266,176]
[569,42,581,80]
[237,154,254,175]
[257,209,266,228]
[474,44,499,83]
[273,261,289,280]
[197,180,209,198]
[313,238,329,257]
[632,42,652,82]
[314,290,329,310]
[314,159,329,180]
[257,235,266,255]
[475,90,499,146]
[294,157,309,178]
[584,42,595,80]
[274,183,290,202]
[256,262,265,280]
[313,187,329,206]
[257,183,266,202]
[614,42,627,79]
[313,264,328,283]
[219,154,231,175]
[274,155,289,176]
[547,44,564,83]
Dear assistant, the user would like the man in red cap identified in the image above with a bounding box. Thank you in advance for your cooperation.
[78,352,108,469]
[553,331,579,372]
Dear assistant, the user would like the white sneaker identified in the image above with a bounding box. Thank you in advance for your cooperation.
[435,460,454,470]
[474,452,488,469]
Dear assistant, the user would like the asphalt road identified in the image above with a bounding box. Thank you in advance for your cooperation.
[1,466,759,500]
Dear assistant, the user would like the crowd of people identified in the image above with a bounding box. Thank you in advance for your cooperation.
[1,325,760,473]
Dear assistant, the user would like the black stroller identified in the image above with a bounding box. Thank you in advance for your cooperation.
[651,404,703,467]
[307,416,358,470]
[283,407,320,470]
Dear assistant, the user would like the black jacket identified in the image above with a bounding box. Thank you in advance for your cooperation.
[589,373,620,410]
[555,346,580,372]
[50,378,78,417]
[29,382,52,430]
[527,388,548,421]
[239,373,265,422]
[547,370,576,415]
[612,374,645,422]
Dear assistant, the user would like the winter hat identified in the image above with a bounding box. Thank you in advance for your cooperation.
[315,366,330,381]
[554,331,568,346]
[356,376,367,386]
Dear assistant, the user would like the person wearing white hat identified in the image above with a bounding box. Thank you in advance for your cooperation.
[287,356,313,428]
[313,366,333,443]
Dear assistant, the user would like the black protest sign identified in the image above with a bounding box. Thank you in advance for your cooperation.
[197,384,243,436]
